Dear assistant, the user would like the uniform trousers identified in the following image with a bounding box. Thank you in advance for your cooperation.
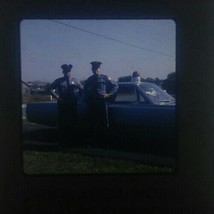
[57,101,77,145]
[87,98,109,143]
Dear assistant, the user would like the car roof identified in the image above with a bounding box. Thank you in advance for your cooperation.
[117,82,153,86]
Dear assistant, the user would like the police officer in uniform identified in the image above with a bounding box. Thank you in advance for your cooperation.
[131,71,141,85]
[84,61,118,142]
[48,64,83,146]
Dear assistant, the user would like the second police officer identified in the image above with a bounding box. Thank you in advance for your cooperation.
[84,61,118,143]
[131,71,142,85]
[48,64,83,147]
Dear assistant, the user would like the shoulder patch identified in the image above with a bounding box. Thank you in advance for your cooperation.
[108,77,112,80]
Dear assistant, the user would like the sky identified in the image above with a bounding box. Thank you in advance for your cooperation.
[20,19,176,83]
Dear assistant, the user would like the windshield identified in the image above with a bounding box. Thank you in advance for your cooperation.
[139,83,175,105]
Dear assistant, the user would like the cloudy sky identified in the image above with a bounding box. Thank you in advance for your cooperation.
[20,19,175,83]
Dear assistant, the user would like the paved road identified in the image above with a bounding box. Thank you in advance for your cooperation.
[22,120,176,168]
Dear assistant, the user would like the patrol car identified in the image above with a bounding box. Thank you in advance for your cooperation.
[26,82,176,146]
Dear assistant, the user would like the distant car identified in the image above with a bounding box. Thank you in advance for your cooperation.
[26,82,176,143]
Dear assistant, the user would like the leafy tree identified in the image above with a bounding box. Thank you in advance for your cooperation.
[118,76,132,82]
[161,72,176,96]
[144,77,163,86]
[118,75,145,82]
[145,77,155,83]
[155,77,162,86]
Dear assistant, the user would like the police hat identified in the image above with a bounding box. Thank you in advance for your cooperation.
[61,64,73,72]
[90,61,102,70]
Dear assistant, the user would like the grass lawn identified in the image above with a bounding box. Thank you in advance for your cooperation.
[22,94,51,104]
[23,150,174,175]
[22,94,175,175]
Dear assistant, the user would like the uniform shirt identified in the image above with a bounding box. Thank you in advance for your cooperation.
[84,74,118,102]
[131,76,141,85]
[48,77,83,103]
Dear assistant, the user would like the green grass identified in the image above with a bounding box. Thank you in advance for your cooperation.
[23,151,173,175]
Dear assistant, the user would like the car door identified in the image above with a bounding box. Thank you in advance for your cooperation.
[108,84,175,138]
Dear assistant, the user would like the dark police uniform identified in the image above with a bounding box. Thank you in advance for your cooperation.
[48,69,83,143]
[84,69,118,131]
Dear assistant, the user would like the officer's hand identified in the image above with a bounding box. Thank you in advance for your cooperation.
[102,93,110,99]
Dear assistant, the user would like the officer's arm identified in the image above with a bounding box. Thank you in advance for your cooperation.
[47,80,59,100]
[75,80,84,96]
[107,77,119,96]
[77,81,83,91]
[82,80,89,101]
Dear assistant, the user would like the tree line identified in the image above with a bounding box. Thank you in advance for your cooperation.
[22,72,176,97]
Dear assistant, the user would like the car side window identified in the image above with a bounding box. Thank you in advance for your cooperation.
[115,86,138,102]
